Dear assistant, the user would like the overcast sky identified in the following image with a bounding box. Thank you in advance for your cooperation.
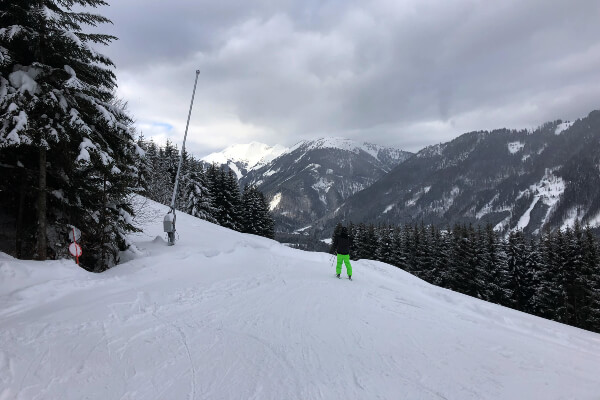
[98,0,600,156]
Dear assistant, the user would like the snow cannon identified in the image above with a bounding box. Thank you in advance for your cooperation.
[163,212,176,246]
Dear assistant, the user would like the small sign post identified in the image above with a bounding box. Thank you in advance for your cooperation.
[68,227,82,265]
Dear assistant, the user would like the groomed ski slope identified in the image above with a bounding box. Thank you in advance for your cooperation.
[1,197,600,400]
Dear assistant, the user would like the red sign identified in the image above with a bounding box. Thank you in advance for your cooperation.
[69,242,82,257]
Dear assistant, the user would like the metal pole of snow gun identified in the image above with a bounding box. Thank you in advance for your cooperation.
[163,69,200,246]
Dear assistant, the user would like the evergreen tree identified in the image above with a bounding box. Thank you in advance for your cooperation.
[134,133,151,195]
[532,229,557,318]
[505,230,534,310]
[0,0,139,270]
[415,223,435,283]
[352,223,367,260]
[401,224,416,273]
[431,227,451,287]
[582,226,600,331]
[448,224,478,296]
[258,190,275,239]
[184,161,217,224]
[523,236,542,314]
[481,224,510,305]
[396,224,412,272]
[363,224,378,260]
[375,225,395,265]
[214,169,242,231]
[565,222,597,328]
[241,184,274,238]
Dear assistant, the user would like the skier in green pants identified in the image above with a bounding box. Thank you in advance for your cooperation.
[334,227,352,280]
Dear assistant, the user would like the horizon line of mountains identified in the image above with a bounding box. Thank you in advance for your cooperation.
[200,109,600,242]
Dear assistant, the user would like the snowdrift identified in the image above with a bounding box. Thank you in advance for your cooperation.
[1,196,599,399]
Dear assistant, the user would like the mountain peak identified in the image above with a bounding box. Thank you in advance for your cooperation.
[202,142,288,174]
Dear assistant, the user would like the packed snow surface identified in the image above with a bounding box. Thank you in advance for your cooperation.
[1,197,600,399]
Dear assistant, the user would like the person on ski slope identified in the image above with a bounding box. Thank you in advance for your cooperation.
[334,227,352,280]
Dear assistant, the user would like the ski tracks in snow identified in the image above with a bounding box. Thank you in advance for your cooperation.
[151,311,197,400]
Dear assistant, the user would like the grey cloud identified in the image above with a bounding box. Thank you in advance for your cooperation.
[98,0,600,154]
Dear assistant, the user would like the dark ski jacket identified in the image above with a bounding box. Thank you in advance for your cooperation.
[335,233,350,255]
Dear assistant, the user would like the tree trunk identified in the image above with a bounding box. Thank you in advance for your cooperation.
[15,168,26,258]
[99,174,107,271]
[37,147,47,260]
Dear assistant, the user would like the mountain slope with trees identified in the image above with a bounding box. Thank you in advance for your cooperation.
[241,138,412,233]
[137,138,275,240]
[327,111,600,236]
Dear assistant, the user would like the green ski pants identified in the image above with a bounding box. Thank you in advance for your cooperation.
[336,254,352,276]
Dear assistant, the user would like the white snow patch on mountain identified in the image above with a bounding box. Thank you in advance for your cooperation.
[227,162,242,179]
[516,196,540,230]
[1,197,600,399]
[476,194,500,219]
[383,204,395,214]
[312,177,332,193]
[507,141,525,154]
[515,170,566,229]
[432,186,460,214]
[312,178,333,205]
[587,210,600,228]
[494,215,511,232]
[269,192,281,211]
[405,186,431,207]
[561,206,583,230]
[202,142,287,171]
[263,167,280,177]
[555,121,574,135]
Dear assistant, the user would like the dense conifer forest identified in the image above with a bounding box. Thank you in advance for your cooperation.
[330,221,600,333]
[137,138,275,240]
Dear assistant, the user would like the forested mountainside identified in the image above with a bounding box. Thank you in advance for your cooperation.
[327,110,600,236]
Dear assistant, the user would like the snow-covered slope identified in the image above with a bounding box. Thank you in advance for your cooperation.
[202,142,287,178]
[1,197,599,399]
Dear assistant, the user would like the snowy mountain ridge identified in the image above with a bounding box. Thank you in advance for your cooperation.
[288,137,408,162]
[241,139,412,233]
[202,137,408,180]
[1,196,599,399]
[202,141,288,178]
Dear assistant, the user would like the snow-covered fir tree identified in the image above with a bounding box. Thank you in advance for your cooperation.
[241,184,274,238]
[505,230,535,310]
[375,225,395,265]
[0,0,139,271]
[184,161,217,224]
[208,168,243,231]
